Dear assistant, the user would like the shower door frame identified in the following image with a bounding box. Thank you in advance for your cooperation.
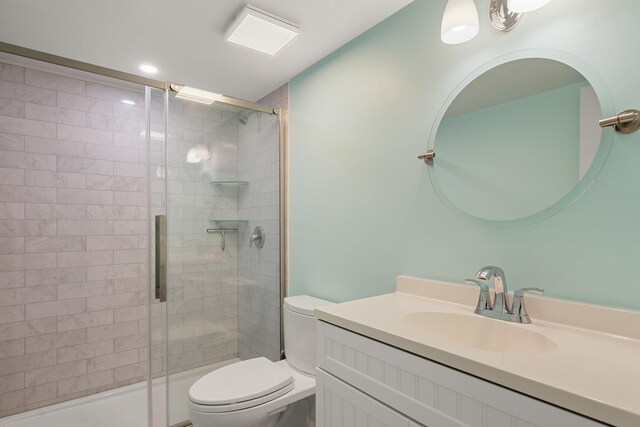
[0,41,288,427]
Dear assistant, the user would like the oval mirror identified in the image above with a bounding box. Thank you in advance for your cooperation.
[428,54,612,225]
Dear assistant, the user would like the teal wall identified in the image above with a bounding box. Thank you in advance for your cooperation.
[289,0,640,310]
[436,82,583,221]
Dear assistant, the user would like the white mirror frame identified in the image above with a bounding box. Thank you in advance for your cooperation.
[426,49,615,227]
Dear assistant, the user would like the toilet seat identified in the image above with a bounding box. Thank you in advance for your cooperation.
[189,357,294,413]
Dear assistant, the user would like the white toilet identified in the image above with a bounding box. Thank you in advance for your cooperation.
[188,295,333,427]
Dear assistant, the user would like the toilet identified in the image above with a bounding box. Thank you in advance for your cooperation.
[188,295,334,427]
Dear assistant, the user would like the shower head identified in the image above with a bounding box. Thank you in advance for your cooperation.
[238,109,262,125]
[238,110,252,125]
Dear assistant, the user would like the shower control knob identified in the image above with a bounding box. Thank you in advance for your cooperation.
[250,226,265,248]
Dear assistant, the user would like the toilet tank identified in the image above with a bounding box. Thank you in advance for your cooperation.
[283,295,333,375]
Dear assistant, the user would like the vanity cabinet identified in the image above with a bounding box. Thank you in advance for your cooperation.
[317,370,421,427]
[316,321,605,427]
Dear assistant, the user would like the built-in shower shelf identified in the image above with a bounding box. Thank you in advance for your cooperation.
[210,180,249,185]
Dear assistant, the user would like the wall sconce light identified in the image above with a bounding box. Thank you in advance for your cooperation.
[442,0,553,43]
[489,0,552,32]
[441,0,480,45]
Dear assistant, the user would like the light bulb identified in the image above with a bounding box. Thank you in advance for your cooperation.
[508,0,552,13]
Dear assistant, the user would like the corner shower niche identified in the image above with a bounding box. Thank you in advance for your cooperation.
[209,180,249,232]
[207,182,249,252]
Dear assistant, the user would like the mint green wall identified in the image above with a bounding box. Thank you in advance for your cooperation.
[289,0,640,310]
[436,82,583,221]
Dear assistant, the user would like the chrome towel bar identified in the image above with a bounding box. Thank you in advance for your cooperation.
[206,228,238,251]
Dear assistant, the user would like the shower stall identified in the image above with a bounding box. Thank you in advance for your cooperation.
[0,44,284,427]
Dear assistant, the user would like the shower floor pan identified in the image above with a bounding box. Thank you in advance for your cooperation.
[0,359,239,427]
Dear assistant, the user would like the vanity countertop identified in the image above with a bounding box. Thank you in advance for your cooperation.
[315,276,640,427]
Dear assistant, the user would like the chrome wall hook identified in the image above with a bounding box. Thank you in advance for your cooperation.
[418,150,435,165]
[599,109,640,134]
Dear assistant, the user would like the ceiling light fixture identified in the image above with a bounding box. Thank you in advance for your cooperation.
[139,64,158,74]
[122,99,136,106]
[508,0,552,13]
[171,84,222,105]
[441,0,480,45]
[225,5,299,55]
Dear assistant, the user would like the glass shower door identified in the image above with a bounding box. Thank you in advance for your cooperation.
[0,48,169,427]
[148,86,169,427]
[160,90,282,426]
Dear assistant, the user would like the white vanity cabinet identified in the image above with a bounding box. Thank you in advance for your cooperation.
[316,321,605,427]
[317,370,422,427]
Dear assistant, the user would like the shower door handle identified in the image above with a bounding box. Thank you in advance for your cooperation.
[155,215,167,302]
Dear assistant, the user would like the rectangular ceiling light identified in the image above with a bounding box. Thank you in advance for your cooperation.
[225,5,299,55]
[174,86,223,105]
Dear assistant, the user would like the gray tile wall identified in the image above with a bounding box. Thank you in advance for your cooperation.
[0,58,283,417]
[164,98,241,374]
[0,60,153,417]
[237,84,287,361]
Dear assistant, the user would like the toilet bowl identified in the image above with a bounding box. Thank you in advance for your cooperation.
[188,295,333,427]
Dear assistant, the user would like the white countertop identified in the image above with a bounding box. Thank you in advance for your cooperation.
[315,276,640,427]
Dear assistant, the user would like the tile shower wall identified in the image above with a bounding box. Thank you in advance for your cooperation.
[165,99,240,373]
[237,86,285,361]
[258,84,288,296]
[0,57,281,417]
[0,60,151,417]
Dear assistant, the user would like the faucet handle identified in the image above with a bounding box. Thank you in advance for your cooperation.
[511,288,544,324]
[465,279,493,313]
[513,287,544,298]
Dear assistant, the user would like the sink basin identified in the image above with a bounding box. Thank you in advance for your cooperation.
[402,312,557,354]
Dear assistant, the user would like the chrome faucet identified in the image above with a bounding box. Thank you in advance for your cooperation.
[465,266,544,324]
[475,266,509,313]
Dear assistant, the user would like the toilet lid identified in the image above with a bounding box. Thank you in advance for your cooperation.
[189,357,294,407]
[284,295,333,316]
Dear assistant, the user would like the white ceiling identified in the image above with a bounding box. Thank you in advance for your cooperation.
[0,0,413,101]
